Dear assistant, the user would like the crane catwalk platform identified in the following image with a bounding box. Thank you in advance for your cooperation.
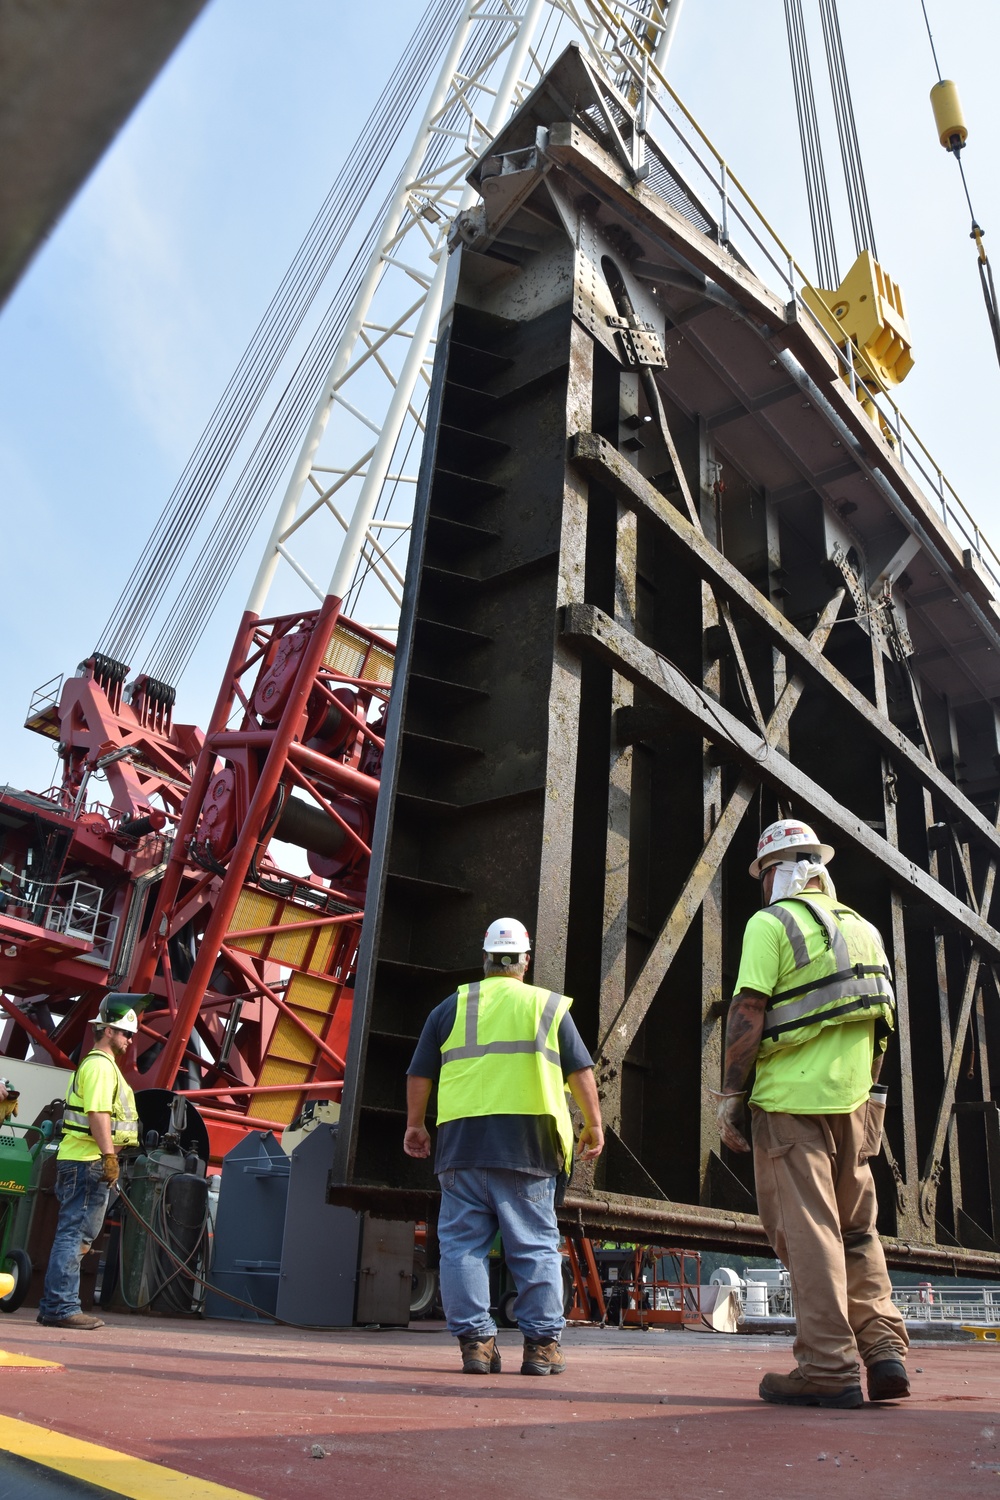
[0,1316,998,1498]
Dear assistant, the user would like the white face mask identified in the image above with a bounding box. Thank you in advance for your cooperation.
[768,859,836,903]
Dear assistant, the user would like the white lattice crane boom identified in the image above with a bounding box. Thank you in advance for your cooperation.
[246,0,686,635]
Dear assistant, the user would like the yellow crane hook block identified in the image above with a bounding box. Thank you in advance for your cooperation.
[802,249,915,395]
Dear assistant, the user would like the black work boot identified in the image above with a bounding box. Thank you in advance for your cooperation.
[759,1370,863,1408]
[866,1358,910,1401]
[459,1335,501,1374]
[521,1337,566,1376]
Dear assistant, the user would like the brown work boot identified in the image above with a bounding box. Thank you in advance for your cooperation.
[866,1358,910,1401]
[36,1312,105,1330]
[521,1337,566,1376]
[760,1370,862,1408]
[459,1335,501,1374]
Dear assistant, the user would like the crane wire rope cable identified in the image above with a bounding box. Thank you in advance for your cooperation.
[143,205,395,684]
[338,0,587,620]
[338,0,575,621]
[783,0,840,289]
[111,0,641,678]
[99,0,462,665]
[919,0,1000,370]
[817,0,877,259]
[96,0,467,668]
[136,0,657,678]
[144,15,512,683]
[144,1,540,682]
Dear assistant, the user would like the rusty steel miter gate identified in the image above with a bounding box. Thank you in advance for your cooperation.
[330,47,1000,1275]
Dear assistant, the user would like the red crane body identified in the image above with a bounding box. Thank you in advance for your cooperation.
[0,599,393,1161]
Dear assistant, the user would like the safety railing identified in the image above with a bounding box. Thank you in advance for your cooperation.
[891,1286,1000,1325]
[42,879,119,965]
[589,0,1000,596]
[732,1276,1000,1325]
[25,673,63,722]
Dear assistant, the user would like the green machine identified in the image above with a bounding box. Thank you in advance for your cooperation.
[0,1105,54,1311]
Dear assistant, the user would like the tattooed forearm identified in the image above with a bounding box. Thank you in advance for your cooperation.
[722,990,768,1093]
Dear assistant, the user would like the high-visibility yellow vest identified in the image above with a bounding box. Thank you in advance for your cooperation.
[62,1050,140,1148]
[437,977,575,1170]
[759,897,895,1053]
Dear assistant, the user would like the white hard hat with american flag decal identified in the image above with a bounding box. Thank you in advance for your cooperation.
[483,918,531,953]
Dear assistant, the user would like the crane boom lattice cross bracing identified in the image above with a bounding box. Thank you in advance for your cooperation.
[103,0,996,689]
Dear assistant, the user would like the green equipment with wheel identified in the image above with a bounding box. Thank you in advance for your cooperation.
[0,1100,40,1312]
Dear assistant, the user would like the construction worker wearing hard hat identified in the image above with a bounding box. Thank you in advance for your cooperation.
[37,993,148,1330]
[714,820,908,1408]
[404,918,603,1377]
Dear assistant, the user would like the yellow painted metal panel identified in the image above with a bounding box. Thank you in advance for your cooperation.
[258,1057,309,1088]
[226,889,280,955]
[310,923,336,971]
[268,1014,321,1063]
[285,972,336,1014]
[361,645,394,685]
[265,909,312,967]
[324,626,367,678]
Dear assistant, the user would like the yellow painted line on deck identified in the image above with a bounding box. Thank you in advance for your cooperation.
[0,1347,62,1369]
[0,1415,263,1499]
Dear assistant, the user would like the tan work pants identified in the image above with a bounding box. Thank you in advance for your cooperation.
[752,1102,908,1387]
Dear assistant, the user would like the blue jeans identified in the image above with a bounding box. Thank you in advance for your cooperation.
[437,1167,564,1341]
[38,1159,110,1321]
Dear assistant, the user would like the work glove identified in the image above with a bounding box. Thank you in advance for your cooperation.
[0,1097,17,1124]
[709,1090,750,1153]
[101,1153,120,1184]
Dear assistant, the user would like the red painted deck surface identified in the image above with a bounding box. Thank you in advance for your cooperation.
[3,1313,1000,1499]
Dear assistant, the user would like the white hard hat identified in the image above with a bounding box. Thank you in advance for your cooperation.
[483,918,531,954]
[95,992,152,1034]
[749,819,834,879]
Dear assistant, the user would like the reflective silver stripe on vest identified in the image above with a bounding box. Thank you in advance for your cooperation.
[762,974,895,1037]
[64,1104,137,1137]
[770,897,852,969]
[62,1053,137,1138]
[440,983,563,1067]
[761,898,893,1039]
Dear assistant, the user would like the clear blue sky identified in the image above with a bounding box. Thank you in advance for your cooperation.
[1,0,997,794]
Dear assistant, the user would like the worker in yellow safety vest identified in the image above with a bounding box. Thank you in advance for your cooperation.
[404,918,603,1377]
[714,820,909,1409]
[37,992,147,1330]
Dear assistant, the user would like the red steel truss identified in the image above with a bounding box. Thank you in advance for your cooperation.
[0,598,392,1160]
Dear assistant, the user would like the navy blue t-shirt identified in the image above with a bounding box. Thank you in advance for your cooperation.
[407,986,593,1177]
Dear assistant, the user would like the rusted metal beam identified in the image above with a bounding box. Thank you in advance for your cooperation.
[559,1193,1000,1275]
[562,601,1000,959]
[596,589,845,1071]
[571,432,1000,861]
[920,859,999,1226]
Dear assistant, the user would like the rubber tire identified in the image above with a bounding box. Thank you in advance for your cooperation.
[0,1248,31,1313]
[409,1246,439,1320]
[497,1289,518,1328]
[561,1257,575,1315]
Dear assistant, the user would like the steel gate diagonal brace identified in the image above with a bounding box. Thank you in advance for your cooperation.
[560,600,1000,961]
[596,586,845,1074]
[570,431,1000,864]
